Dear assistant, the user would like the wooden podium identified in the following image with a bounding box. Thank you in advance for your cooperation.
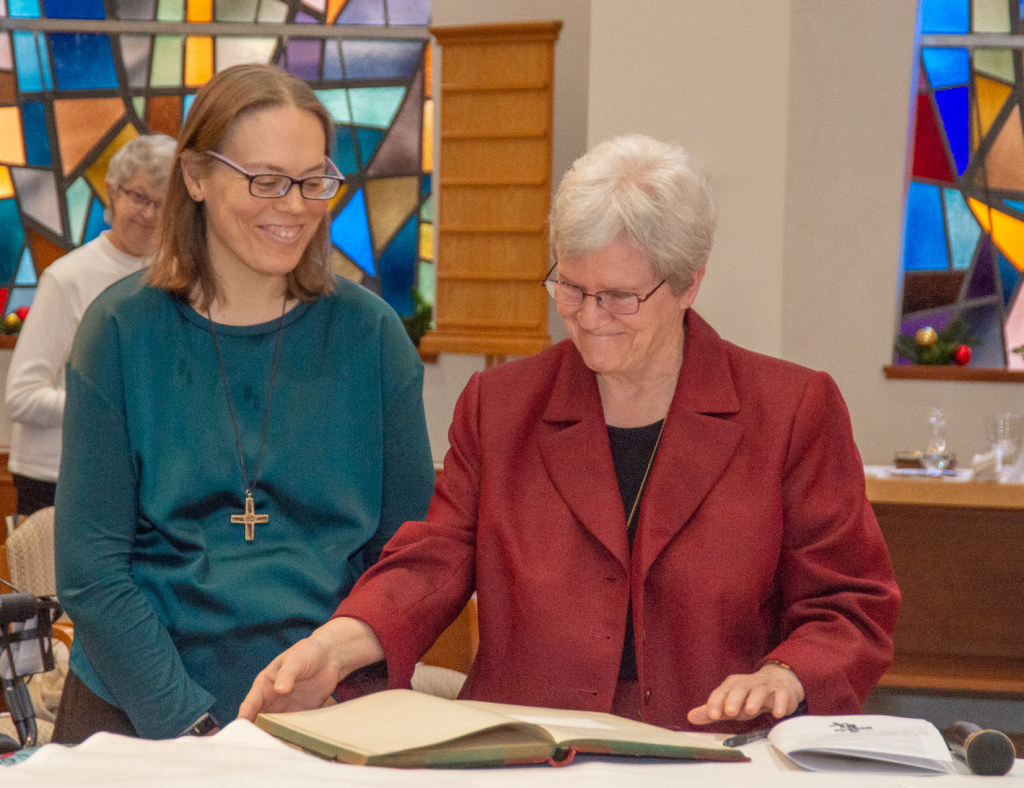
[419,21,561,358]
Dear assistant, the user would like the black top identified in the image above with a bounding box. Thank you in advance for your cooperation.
[607,420,664,682]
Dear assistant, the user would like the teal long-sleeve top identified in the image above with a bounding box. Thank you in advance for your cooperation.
[55,272,434,739]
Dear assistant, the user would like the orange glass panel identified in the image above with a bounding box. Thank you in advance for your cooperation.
[0,107,25,166]
[146,94,181,138]
[0,166,12,199]
[424,43,431,97]
[326,0,347,23]
[366,176,418,254]
[26,227,67,276]
[185,36,213,86]
[0,71,15,103]
[328,182,347,212]
[981,104,1024,191]
[85,124,139,204]
[969,199,1024,270]
[422,99,433,172]
[187,0,212,21]
[53,98,124,176]
[973,75,1012,149]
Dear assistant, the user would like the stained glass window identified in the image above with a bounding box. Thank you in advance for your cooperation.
[0,0,433,329]
[897,0,1024,368]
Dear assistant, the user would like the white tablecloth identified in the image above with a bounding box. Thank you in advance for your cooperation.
[2,720,1022,787]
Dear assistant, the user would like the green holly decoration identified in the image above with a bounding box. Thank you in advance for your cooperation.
[401,287,434,348]
[894,317,979,365]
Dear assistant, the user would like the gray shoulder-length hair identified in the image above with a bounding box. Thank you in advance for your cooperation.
[106,134,178,194]
[549,134,717,294]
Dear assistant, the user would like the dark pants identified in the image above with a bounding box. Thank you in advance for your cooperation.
[52,670,137,744]
[12,474,56,518]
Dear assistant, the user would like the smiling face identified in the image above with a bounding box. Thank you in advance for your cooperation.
[556,238,704,382]
[182,104,330,292]
[106,173,164,257]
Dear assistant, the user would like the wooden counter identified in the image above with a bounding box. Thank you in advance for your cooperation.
[867,472,1024,696]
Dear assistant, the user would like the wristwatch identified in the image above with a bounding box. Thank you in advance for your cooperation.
[181,712,220,737]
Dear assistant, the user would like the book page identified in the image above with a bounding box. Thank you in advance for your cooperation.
[258,689,542,758]
[768,715,956,774]
[460,700,734,752]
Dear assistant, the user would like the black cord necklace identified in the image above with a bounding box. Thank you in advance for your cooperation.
[207,298,287,541]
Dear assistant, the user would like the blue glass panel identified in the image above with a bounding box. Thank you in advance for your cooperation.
[378,214,417,315]
[13,32,42,92]
[315,89,351,123]
[22,102,51,167]
[50,33,119,90]
[43,0,105,18]
[342,39,421,79]
[14,248,35,284]
[183,93,195,119]
[323,40,343,80]
[8,0,40,17]
[6,287,35,315]
[337,0,384,25]
[902,181,948,271]
[934,86,969,176]
[943,188,980,271]
[83,196,110,243]
[330,189,374,275]
[960,302,1006,367]
[921,48,969,89]
[967,240,996,298]
[356,127,384,166]
[295,10,316,22]
[921,0,969,32]
[998,249,1019,306]
[386,0,429,25]
[37,34,53,91]
[1006,199,1024,213]
[0,199,24,284]
[332,127,358,174]
[421,173,430,198]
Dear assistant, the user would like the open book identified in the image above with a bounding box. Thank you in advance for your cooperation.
[768,715,958,774]
[255,689,747,768]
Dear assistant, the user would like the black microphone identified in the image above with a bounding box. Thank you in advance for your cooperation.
[943,721,1016,776]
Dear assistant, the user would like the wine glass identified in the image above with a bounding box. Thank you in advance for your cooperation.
[986,412,1024,473]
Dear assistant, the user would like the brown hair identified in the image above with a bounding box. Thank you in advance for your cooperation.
[147,64,336,308]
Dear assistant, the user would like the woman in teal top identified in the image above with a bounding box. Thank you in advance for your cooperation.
[52,64,434,741]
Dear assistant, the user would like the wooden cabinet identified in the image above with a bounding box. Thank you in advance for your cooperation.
[419,21,561,358]
[867,476,1024,696]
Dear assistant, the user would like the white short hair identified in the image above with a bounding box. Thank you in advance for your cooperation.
[549,135,717,293]
[106,134,178,193]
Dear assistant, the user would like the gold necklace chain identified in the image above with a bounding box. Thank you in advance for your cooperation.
[624,416,668,532]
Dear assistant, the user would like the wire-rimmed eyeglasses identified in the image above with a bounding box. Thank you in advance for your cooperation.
[119,187,162,212]
[206,151,345,200]
[540,263,666,315]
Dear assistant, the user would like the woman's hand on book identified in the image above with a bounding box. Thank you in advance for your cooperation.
[686,661,805,725]
[238,617,385,720]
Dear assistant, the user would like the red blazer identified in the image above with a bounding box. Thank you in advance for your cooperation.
[336,310,900,732]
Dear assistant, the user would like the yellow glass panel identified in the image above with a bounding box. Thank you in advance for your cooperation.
[326,0,347,23]
[419,221,433,261]
[85,124,140,205]
[53,98,125,176]
[974,0,1010,32]
[973,75,1012,149]
[0,166,13,199]
[981,104,1024,191]
[968,199,1024,270]
[0,107,26,166]
[185,36,214,87]
[365,176,418,254]
[422,99,433,172]
[187,0,212,21]
[328,182,347,212]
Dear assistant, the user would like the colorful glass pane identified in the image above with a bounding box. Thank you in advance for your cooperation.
[332,126,358,173]
[959,303,1004,367]
[50,33,119,90]
[368,70,421,176]
[26,227,64,272]
[342,39,421,79]
[356,127,384,166]
[966,239,996,298]
[973,0,1010,32]
[416,260,433,304]
[418,220,431,260]
[256,0,287,22]
[151,35,183,86]
[12,31,42,91]
[214,37,275,72]
[323,40,343,79]
[54,98,125,176]
[284,38,320,80]
[921,48,968,88]
[214,0,257,21]
[422,98,432,171]
[66,176,90,244]
[982,105,1024,191]
[82,196,110,242]
[0,34,11,70]
[972,75,1011,148]
[157,0,184,21]
[12,167,62,233]
[326,0,346,23]
[903,182,948,271]
[44,0,105,18]
[1003,291,1024,369]
[377,214,417,315]
[943,188,980,270]
[184,36,213,86]
[36,34,52,91]
[316,89,351,123]
[84,124,139,204]
[8,0,40,17]
[0,107,25,166]
[0,198,23,282]
[920,0,968,32]
[121,36,152,87]
[337,0,382,24]
[187,0,212,21]
[21,101,51,167]
[419,192,431,221]
[330,188,374,275]
[998,249,1020,303]
[387,0,429,25]
[933,86,969,175]
[974,49,1015,83]
[349,86,405,128]
[6,287,36,315]
[969,198,1024,270]
[146,94,180,137]
[118,0,157,20]
[366,175,417,253]
[14,248,35,284]
[0,167,11,200]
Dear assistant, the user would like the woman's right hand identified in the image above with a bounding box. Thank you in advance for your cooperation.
[238,617,384,720]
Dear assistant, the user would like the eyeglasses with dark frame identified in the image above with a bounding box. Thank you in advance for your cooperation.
[540,262,667,315]
[119,187,162,212]
[206,151,345,200]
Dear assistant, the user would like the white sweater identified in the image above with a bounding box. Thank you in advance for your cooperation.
[5,233,148,482]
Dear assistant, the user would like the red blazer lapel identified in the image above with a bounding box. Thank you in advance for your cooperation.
[634,311,743,579]
[539,345,630,569]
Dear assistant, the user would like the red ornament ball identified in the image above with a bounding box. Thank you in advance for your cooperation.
[953,344,972,365]
[14,306,29,322]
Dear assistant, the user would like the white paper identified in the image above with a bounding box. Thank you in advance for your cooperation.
[506,714,615,730]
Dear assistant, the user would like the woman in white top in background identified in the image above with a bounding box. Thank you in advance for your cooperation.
[4,134,177,516]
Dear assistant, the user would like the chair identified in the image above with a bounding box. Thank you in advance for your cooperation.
[411,597,478,700]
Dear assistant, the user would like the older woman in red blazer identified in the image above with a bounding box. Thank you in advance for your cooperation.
[241,135,900,732]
